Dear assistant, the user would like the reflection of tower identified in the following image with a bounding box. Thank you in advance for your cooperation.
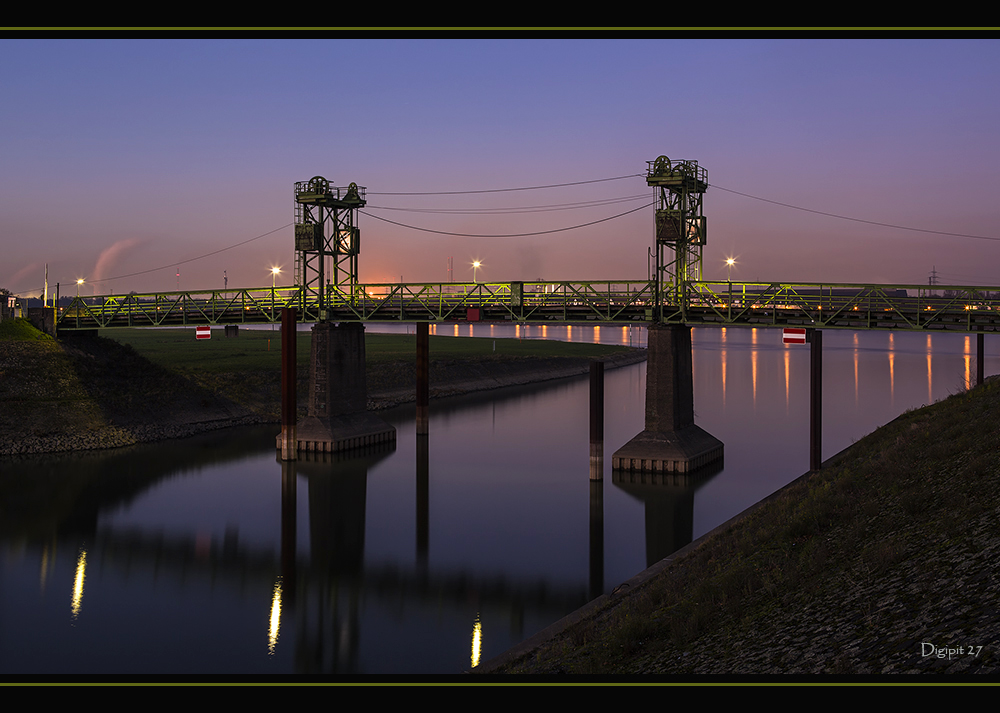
[294,445,393,674]
[646,156,708,321]
[613,462,722,568]
[293,176,366,321]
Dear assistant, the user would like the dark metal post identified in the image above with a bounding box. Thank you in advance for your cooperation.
[416,322,429,435]
[810,329,823,471]
[590,360,604,480]
[978,332,985,387]
[280,307,297,460]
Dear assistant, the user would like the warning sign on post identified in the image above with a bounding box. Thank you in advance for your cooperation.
[782,328,806,345]
[196,326,211,340]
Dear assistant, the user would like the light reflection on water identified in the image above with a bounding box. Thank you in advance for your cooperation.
[0,326,992,676]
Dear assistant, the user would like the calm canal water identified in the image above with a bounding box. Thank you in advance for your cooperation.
[0,325,992,677]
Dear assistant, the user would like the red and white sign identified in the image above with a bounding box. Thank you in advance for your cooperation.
[196,326,211,340]
[782,328,807,345]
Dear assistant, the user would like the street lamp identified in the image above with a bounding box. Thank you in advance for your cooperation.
[270,267,280,326]
[725,257,736,282]
[76,278,84,298]
[472,260,482,283]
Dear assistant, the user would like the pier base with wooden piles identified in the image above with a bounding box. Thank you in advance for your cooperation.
[612,323,723,475]
[278,316,395,459]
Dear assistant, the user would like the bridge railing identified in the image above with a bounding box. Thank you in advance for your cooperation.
[56,280,659,329]
[328,280,658,323]
[53,279,1000,333]
[681,281,1000,331]
[57,286,301,329]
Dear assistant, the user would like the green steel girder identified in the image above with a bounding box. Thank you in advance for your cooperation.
[667,281,1000,333]
[54,279,1000,334]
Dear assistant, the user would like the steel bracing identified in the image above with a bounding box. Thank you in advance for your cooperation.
[54,279,1000,334]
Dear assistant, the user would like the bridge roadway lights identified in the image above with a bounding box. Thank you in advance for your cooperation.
[278,320,396,456]
[612,324,724,475]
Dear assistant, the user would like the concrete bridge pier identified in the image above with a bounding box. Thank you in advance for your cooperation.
[612,324,723,474]
[287,321,396,454]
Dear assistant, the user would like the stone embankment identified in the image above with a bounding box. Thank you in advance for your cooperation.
[1,416,271,456]
[0,333,645,457]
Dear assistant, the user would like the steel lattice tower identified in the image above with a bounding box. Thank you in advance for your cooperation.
[646,156,708,320]
[293,176,366,321]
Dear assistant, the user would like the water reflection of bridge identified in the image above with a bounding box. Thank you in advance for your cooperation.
[4,388,715,673]
[79,525,592,625]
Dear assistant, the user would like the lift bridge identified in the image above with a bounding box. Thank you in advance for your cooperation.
[52,277,1000,334]
[50,157,1000,474]
[54,160,1000,334]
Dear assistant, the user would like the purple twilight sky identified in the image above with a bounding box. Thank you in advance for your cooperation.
[3,37,1000,297]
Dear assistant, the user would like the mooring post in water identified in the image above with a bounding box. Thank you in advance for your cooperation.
[280,459,297,604]
[589,477,604,600]
[810,328,823,471]
[416,432,429,568]
[280,307,297,461]
[978,332,985,387]
[416,322,429,435]
[590,360,604,481]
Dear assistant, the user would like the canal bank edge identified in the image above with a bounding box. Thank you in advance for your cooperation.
[0,327,647,457]
[472,376,1000,676]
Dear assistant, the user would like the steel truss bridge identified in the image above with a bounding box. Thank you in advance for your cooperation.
[56,279,1000,334]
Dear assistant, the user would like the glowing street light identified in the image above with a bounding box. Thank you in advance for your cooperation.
[725,257,736,282]
[76,278,84,298]
[270,267,281,326]
[472,260,482,283]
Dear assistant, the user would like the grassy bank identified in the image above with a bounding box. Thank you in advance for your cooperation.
[481,376,1000,676]
[1,320,642,455]
[98,326,633,372]
[0,319,108,441]
[96,327,639,416]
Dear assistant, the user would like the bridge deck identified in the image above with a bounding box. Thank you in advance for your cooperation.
[54,280,1000,333]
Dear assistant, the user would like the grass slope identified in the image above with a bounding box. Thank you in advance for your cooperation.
[0,320,107,439]
[98,327,632,372]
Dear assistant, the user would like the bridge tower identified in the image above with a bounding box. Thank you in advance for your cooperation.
[610,155,721,476]
[294,176,366,320]
[646,156,708,320]
[283,176,396,457]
